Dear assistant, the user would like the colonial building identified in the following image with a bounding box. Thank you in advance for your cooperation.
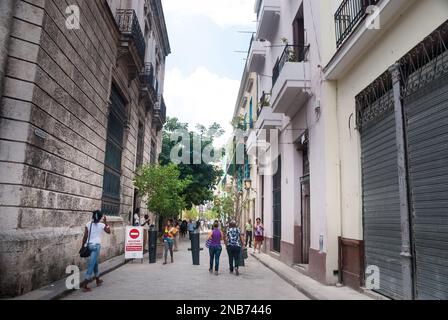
[0,0,169,297]
[229,52,259,231]
[244,0,448,300]
[246,0,340,283]
[325,0,448,299]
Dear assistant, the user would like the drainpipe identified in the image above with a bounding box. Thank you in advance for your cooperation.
[389,63,414,300]
[0,0,15,96]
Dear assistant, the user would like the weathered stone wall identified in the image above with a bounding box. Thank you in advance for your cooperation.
[0,0,161,297]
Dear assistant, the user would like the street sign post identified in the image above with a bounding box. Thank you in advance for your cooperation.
[125,226,144,262]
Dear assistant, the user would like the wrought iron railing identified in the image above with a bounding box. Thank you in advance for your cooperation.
[139,62,158,96]
[257,91,271,117]
[160,96,167,122]
[272,45,309,87]
[139,62,154,86]
[115,9,146,63]
[334,0,380,47]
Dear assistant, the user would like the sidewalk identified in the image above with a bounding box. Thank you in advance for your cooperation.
[250,252,374,300]
[11,254,127,300]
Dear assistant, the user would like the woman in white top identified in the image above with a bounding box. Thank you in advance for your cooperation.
[80,210,111,292]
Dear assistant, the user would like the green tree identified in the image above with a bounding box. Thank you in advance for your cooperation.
[183,207,199,221]
[160,117,224,210]
[134,163,191,226]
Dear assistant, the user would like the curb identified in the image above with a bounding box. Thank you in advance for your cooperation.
[53,256,129,300]
[12,254,129,300]
[250,253,319,300]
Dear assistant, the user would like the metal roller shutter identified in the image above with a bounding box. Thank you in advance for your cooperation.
[404,73,448,300]
[360,90,405,300]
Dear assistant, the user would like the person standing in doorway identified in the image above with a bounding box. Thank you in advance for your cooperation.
[133,208,141,226]
[254,218,264,254]
[80,210,111,292]
[245,219,253,248]
[140,214,150,252]
[208,220,223,275]
[163,219,176,265]
[225,220,244,276]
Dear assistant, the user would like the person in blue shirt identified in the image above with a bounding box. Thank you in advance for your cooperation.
[187,219,195,239]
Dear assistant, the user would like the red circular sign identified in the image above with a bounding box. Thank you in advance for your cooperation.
[129,229,140,239]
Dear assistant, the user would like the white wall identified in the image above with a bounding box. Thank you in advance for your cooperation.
[329,0,448,241]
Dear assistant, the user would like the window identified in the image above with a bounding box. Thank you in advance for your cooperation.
[136,121,145,168]
[101,86,126,216]
[150,139,157,164]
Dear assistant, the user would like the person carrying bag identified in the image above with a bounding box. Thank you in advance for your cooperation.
[79,210,111,292]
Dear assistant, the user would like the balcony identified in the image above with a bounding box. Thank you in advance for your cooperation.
[115,9,146,70]
[254,0,280,41]
[335,0,380,48]
[248,38,266,73]
[271,45,311,118]
[139,63,158,111]
[152,95,167,131]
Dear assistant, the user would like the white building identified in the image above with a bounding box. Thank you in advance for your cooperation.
[246,0,448,299]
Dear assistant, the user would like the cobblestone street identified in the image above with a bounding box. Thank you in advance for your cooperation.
[63,235,308,300]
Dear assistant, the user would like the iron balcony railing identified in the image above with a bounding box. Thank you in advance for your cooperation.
[335,0,380,47]
[139,62,157,96]
[257,91,271,117]
[139,62,154,86]
[115,9,146,63]
[157,95,167,123]
[272,45,309,87]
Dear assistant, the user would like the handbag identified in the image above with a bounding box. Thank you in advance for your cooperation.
[205,238,212,248]
[79,222,93,258]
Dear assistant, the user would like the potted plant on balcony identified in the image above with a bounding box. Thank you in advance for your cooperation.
[281,37,297,62]
[134,163,191,259]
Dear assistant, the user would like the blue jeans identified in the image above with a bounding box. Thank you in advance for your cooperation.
[209,245,222,271]
[85,244,100,280]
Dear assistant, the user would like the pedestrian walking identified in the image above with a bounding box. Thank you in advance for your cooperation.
[207,220,224,275]
[225,220,244,276]
[187,219,195,239]
[254,218,264,254]
[245,219,253,248]
[180,220,188,238]
[80,210,111,292]
[140,215,150,252]
[173,220,180,252]
[163,219,176,265]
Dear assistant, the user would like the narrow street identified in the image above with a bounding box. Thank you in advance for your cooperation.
[63,234,308,300]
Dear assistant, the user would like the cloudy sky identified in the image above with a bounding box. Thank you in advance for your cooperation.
[161,0,256,147]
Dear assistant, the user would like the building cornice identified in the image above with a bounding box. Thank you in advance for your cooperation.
[150,0,171,57]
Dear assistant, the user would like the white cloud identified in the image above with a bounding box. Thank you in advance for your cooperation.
[162,0,256,27]
[164,67,239,148]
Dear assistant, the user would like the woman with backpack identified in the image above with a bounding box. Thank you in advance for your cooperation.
[79,210,111,292]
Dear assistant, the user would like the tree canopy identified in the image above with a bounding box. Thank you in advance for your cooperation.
[159,117,225,210]
[134,163,191,219]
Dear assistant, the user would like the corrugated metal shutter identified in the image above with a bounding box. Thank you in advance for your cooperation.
[360,90,405,300]
[404,74,448,300]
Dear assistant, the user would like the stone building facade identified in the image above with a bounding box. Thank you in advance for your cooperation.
[0,0,169,297]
